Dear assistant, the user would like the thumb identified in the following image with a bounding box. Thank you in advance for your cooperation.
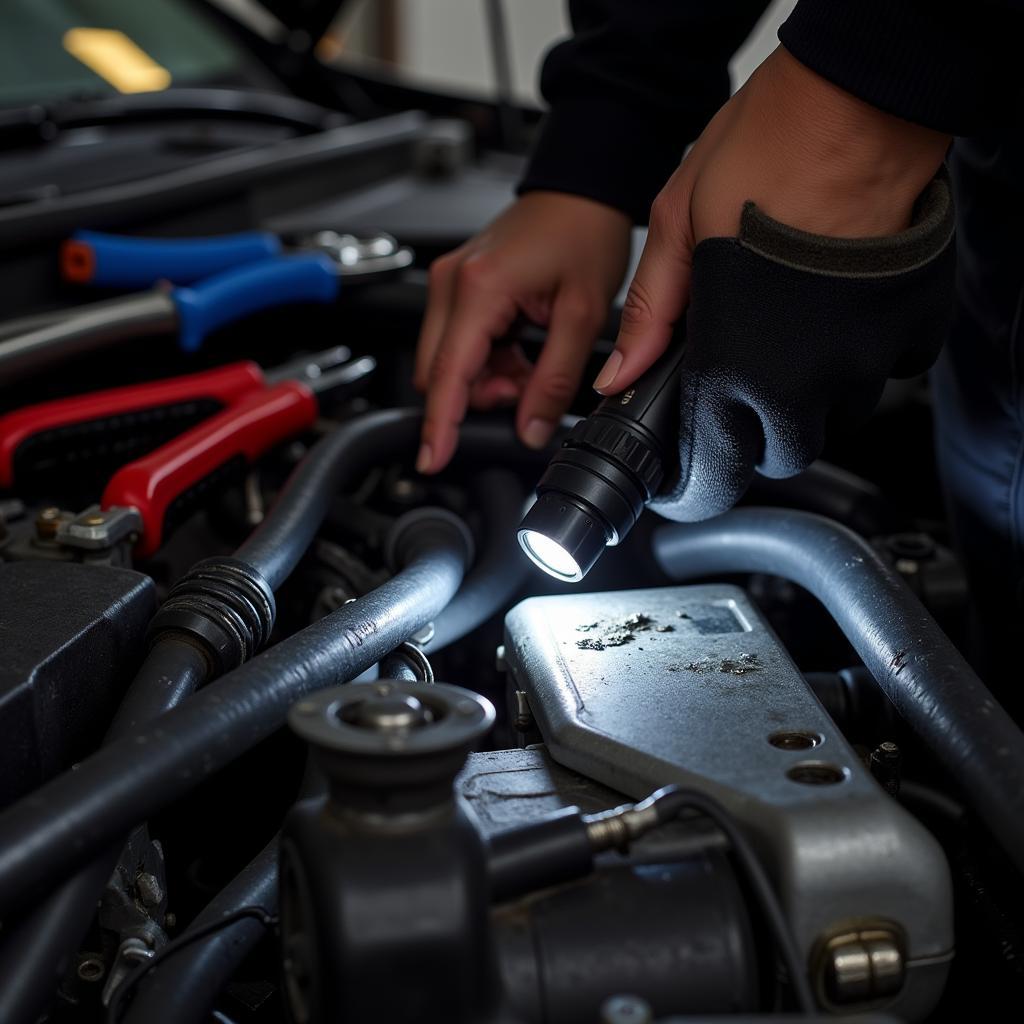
[594,190,694,395]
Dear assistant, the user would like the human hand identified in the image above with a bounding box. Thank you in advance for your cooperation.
[414,191,631,473]
[589,46,954,521]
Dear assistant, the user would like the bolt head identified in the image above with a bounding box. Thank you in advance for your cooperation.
[350,694,428,732]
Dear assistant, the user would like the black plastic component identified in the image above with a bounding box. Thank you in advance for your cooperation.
[487,806,594,903]
[148,556,276,674]
[281,681,495,1024]
[12,397,222,499]
[0,561,154,806]
[518,339,685,581]
[458,746,760,1023]
[494,857,759,1023]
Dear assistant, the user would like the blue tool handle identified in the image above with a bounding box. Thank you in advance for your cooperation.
[172,254,339,353]
[65,230,283,288]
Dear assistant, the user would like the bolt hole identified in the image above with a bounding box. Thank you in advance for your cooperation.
[77,958,105,983]
[769,731,823,751]
[787,762,847,786]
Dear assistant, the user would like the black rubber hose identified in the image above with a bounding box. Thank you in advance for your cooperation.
[108,641,210,737]
[0,413,535,1021]
[236,409,420,589]
[428,467,528,652]
[237,409,549,590]
[120,838,279,1024]
[0,642,209,1024]
[0,517,469,915]
[652,508,1024,873]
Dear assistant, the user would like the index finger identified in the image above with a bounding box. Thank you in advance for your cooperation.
[418,284,518,473]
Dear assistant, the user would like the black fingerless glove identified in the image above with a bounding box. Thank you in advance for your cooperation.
[650,171,955,523]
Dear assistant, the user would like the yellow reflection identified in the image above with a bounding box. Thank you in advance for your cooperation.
[63,28,171,94]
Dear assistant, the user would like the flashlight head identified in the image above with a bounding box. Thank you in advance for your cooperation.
[518,493,609,582]
[518,340,686,583]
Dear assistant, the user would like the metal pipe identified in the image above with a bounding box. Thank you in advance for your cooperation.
[652,508,1024,872]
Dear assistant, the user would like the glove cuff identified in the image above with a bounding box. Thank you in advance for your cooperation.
[736,170,954,279]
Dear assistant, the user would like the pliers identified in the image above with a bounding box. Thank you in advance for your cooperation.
[0,229,412,382]
[0,346,376,558]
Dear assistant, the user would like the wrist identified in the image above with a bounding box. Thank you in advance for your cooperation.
[752,46,951,233]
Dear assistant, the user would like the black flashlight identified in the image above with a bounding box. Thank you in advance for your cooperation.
[518,338,686,582]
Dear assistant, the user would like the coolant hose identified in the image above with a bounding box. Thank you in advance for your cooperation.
[238,409,549,590]
[428,467,528,652]
[0,512,470,916]
[121,838,279,1024]
[652,508,1024,873]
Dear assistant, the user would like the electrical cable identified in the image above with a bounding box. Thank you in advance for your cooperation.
[106,907,279,1024]
[642,785,815,1014]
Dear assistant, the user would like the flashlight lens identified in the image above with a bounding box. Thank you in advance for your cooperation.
[519,530,583,582]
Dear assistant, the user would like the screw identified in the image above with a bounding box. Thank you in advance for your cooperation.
[35,506,62,539]
[83,514,106,527]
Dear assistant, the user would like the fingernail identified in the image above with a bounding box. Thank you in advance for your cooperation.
[415,443,432,473]
[593,349,623,393]
[522,418,555,450]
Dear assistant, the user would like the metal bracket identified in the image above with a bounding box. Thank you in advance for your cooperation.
[56,505,142,551]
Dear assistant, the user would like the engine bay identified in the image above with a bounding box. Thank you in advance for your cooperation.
[0,54,1022,1024]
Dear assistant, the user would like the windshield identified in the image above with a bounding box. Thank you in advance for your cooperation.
[0,0,254,106]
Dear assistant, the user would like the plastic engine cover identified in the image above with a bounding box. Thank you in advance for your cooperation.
[503,584,953,1021]
[0,561,155,807]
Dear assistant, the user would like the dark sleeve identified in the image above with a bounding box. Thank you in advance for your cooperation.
[518,1,771,224]
[779,0,1019,136]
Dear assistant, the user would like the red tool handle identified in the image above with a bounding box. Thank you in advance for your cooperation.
[0,361,266,490]
[103,380,318,558]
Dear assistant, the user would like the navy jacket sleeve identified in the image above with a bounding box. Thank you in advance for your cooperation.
[519,1,1021,223]
[778,0,1019,136]
[518,1,771,224]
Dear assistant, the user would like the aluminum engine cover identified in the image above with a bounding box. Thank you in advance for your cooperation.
[503,584,952,1021]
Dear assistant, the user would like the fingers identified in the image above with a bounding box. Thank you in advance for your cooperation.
[418,261,519,474]
[413,251,460,393]
[594,184,694,395]
[469,346,532,409]
[516,288,604,449]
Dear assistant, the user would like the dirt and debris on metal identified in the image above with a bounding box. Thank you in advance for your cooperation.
[574,610,664,650]
[681,653,764,676]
